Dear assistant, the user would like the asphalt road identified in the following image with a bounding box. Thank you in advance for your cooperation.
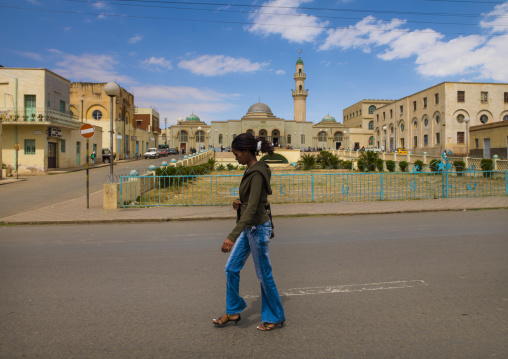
[1,210,507,358]
[0,155,179,218]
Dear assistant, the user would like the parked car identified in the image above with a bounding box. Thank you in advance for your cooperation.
[367,146,381,152]
[168,148,178,155]
[394,148,408,155]
[102,149,116,163]
[159,148,168,157]
[144,148,160,159]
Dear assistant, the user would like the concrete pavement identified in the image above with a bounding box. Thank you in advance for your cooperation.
[1,184,507,224]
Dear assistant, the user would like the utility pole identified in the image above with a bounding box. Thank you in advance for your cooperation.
[165,118,168,145]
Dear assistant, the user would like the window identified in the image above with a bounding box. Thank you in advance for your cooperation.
[299,85,302,90]
[413,121,417,129]
[413,101,417,111]
[334,132,343,142]
[195,130,205,143]
[475,139,479,148]
[368,136,374,146]
[424,134,428,146]
[24,139,36,154]
[60,139,66,153]
[424,118,429,127]
[299,68,302,74]
[457,114,465,123]
[435,93,439,104]
[413,136,418,148]
[368,121,374,130]
[92,110,102,120]
[400,105,403,113]
[481,92,488,104]
[179,131,188,142]
[318,131,327,142]
[376,114,379,121]
[368,105,376,114]
[423,97,427,108]
[246,129,254,135]
[436,133,440,144]
[457,91,465,102]
[60,100,66,113]
[301,134,305,143]
[480,114,489,124]
[400,123,405,132]
[218,134,223,144]
[383,112,385,120]
[436,115,440,124]
[390,109,393,118]
[504,92,508,103]
[457,132,465,144]
[287,134,291,144]
[504,115,508,121]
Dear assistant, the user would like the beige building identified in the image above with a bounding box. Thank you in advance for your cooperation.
[469,121,508,159]
[71,82,157,159]
[0,68,102,173]
[133,107,161,153]
[372,82,508,156]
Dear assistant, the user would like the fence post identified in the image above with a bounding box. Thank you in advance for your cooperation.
[311,173,315,202]
[505,171,508,196]
[380,173,384,200]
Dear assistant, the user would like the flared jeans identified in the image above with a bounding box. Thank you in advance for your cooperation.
[225,221,285,324]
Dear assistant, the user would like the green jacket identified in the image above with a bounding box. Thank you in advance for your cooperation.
[227,161,272,242]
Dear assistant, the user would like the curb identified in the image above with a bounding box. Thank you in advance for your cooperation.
[1,206,506,226]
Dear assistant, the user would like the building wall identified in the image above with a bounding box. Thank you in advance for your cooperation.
[469,121,508,159]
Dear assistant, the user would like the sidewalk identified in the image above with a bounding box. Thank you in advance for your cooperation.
[1,190,507,225]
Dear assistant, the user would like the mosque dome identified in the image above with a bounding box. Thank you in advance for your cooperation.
[185,113,200,122]
[247,102,272,114]
[296,58,303,65]
[322,114,336,122]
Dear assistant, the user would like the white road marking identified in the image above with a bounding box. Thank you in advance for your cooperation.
[243,280,427,298]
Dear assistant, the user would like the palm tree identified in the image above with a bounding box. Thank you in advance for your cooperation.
[296,154,316,170]
[357,151,379,172]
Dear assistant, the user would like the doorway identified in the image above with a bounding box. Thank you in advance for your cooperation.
[76,141,81,166]
[484,138,491,158]
[48,142,57,168]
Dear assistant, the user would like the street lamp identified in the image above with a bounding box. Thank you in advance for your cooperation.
[344,130,348,150]
[382,125,387,152]
[104,81,121,182]
[177,117,183,160]
[464,117,470,156]
[207,130,211,149]
[214,129,217,149]
[197,126,202,151]
[226,133,228,149]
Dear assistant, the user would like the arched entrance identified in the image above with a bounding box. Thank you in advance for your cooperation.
[271,129,280,146]
[259,129,268,140]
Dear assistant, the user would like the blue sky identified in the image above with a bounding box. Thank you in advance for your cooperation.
[1,0,508,127]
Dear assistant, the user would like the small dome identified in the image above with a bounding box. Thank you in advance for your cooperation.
[296,58,303,65]
[322,114,336,122]
[247,102,272,114]
[185,113,200,122]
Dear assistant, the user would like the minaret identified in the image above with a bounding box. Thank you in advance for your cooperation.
[292,50,308,122]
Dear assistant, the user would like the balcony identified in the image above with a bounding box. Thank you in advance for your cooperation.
[292,89,308,97]
[0,108,81,129]
[294,73,306,79]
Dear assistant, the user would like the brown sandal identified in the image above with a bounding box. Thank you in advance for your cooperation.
[213,314,241,327]
[257,321,285,331]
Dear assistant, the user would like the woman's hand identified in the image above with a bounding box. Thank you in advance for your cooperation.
[232,199,242,210]
[222,238,234,253]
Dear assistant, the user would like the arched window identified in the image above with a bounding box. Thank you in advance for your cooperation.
[301,134,305,143]
[334,132,343,142]
[503,115,508,121]
[424,118,429,127]
[232,134,237,140]
[368,105,376,114]
[246,129,254,135]
[299,68,302,74]
[195,130,205,142]
[92,110,102,120]
[400,123,405,132]
[179,131,188,142]
[287,134,291,144]
[413,121,418,129]
[218,134,223,144]
[480,114,488,124]
[436,115,440,124]
[318,131,327,142]
[457,114,465,123]
[368,136,374,146]
[299,85,303,90]
[368,121,374,130]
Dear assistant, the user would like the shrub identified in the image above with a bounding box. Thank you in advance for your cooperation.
[429,159,442,172]
[399,161,408,172]
[296,154,316,170]
[386,160,396,172]
[226,163,238,171]
[413,160,424,172]
[207,158,216,168]
[342,160,353,170]
[453,160,466,172]
[358,150,379,172]
[259,153,288,164]
[480,158,493,177]
[316,151,342,169]
[375,158,384,172]
[1,163,6,169]
[216,164,226,171]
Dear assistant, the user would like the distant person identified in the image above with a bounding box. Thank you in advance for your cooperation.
[213,133,285,332]
[91,151,96,165]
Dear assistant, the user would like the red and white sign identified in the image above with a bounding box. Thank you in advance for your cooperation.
[80,123,95,139]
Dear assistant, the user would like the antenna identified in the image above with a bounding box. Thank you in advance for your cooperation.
[298,49,302,58]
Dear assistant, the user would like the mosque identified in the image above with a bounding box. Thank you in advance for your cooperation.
[164,55,367,153]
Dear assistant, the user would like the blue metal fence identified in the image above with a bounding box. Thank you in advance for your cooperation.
[119,169,508,207]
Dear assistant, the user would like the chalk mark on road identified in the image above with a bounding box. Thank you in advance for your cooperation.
[243,280,427,298]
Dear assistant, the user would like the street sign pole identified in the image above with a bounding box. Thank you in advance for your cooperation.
[80,124,95,209]
[14,143,20,179]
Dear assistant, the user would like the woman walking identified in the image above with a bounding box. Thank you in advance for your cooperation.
[213,133,285,331]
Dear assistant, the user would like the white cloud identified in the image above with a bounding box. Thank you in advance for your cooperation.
[141,57,173,71]
[319,7,508,82]
[247,0,328,43]
[27,0,42,5]
[480,2,508,33]
[92,1,108,10]
[15,51,43,61]
[275,69,286,75]
[178,55,268,76]
[128,34,143,44]
[50,50,134,84]
[130,85,239,124]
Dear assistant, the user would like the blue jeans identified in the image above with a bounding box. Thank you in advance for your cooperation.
[225,221,285,324]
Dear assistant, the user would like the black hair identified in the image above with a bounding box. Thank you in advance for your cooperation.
[231,133,274,156]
